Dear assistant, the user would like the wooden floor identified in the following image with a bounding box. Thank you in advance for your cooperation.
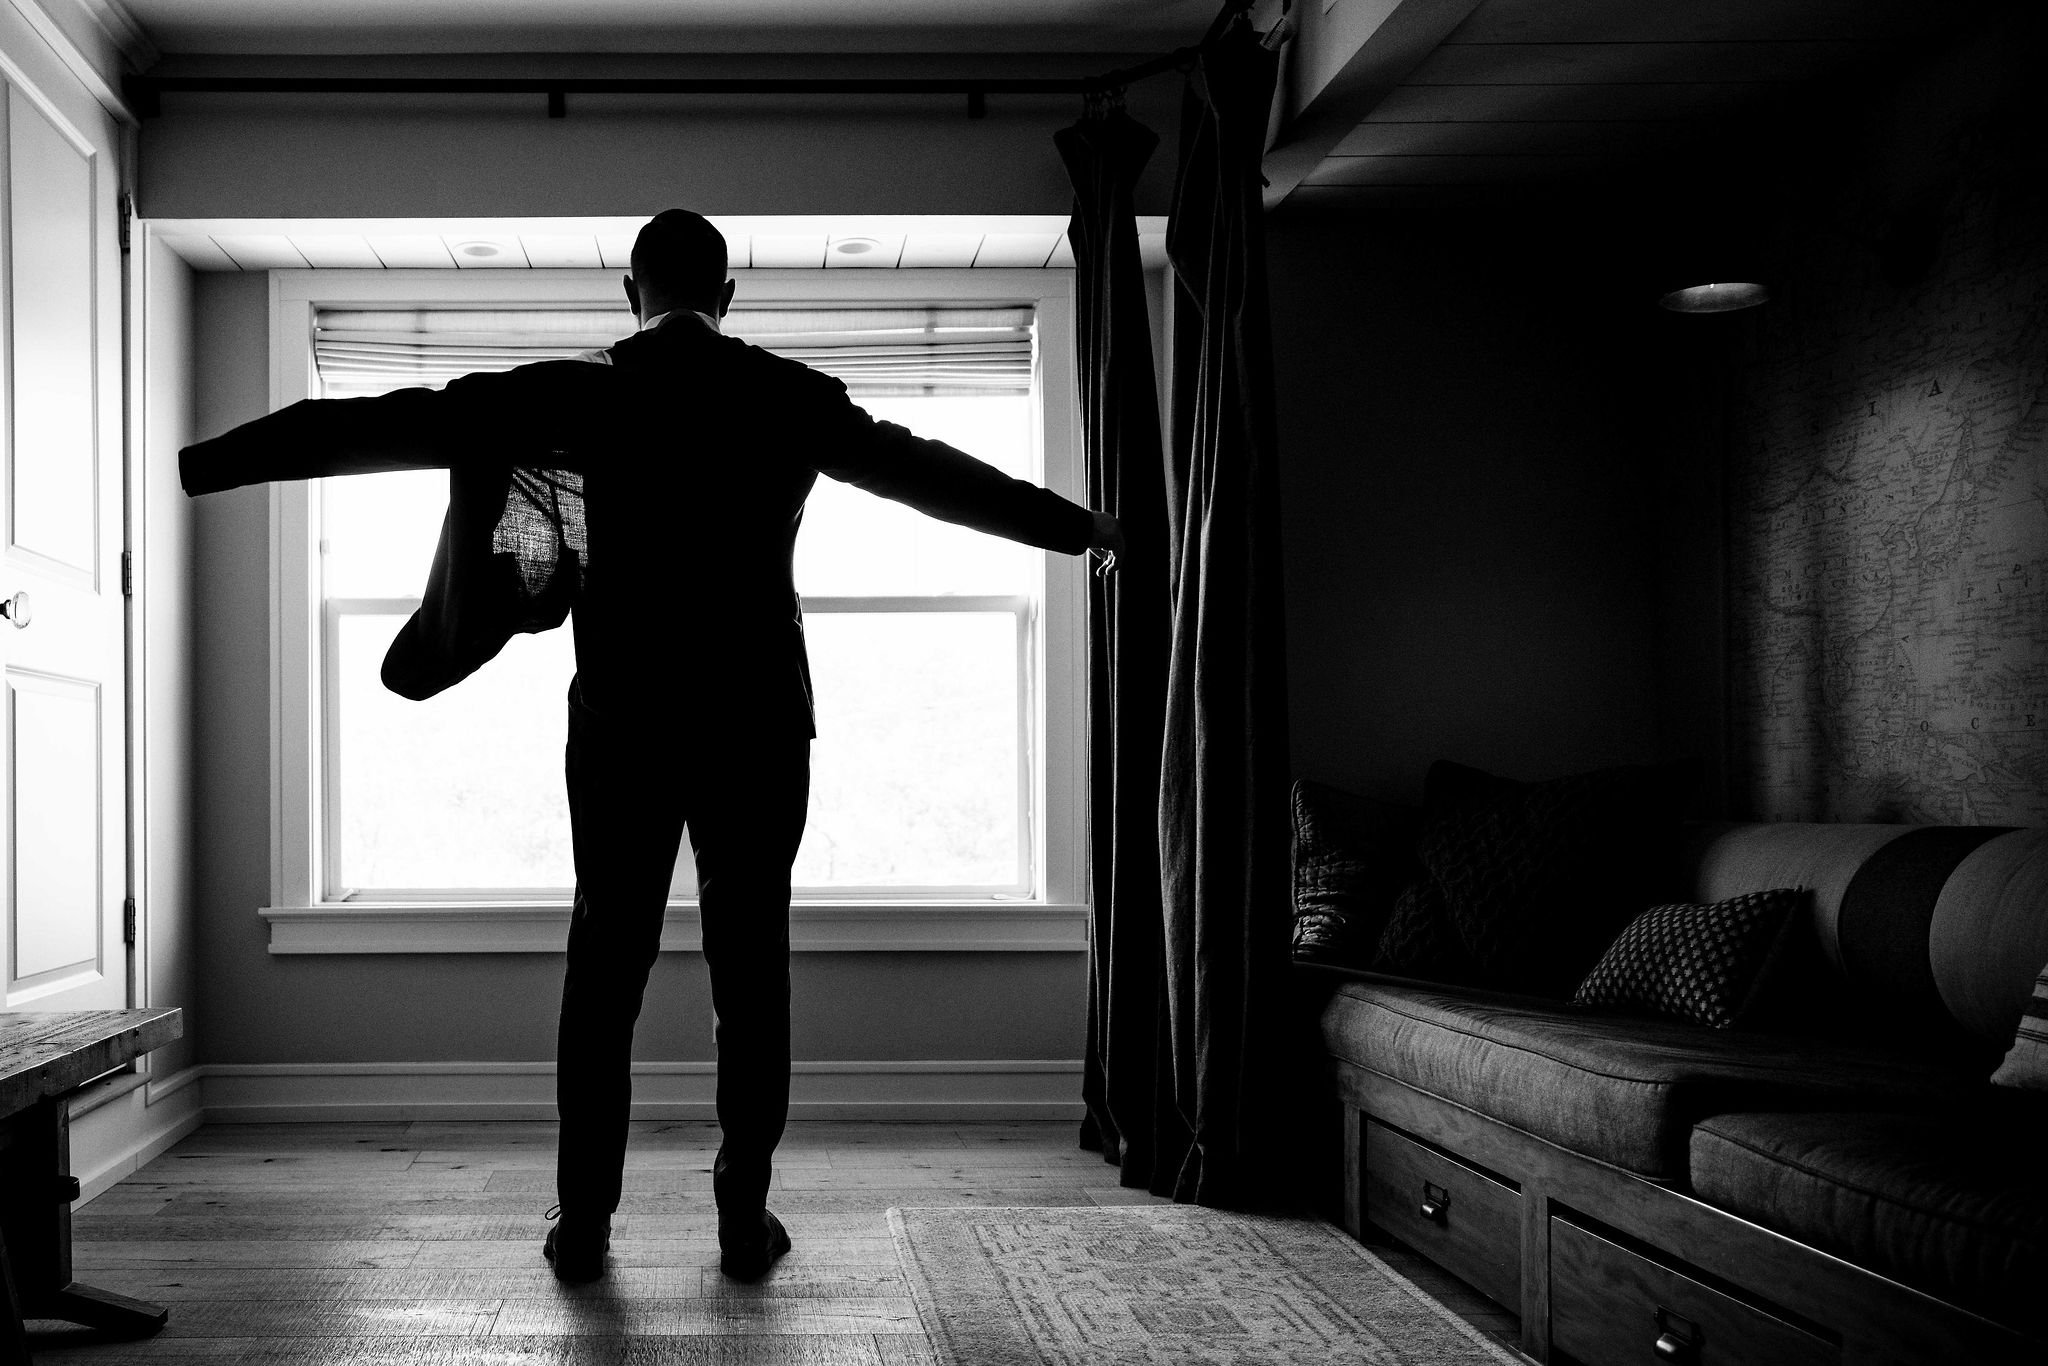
[30,1120,1520,1364]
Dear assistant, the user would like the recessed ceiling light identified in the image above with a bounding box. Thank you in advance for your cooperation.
[1658,281,1769,313]
[832,237,881,256]
[456,241,502,258]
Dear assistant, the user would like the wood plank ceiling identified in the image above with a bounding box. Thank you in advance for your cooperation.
[153,221,1154,273]
[1285,0,1999,204]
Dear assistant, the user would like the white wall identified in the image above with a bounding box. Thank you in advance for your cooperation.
[148,57,1203,1117]
[139,53,1183,222]
[185,265,1089,1118]
[141,230,199,1076]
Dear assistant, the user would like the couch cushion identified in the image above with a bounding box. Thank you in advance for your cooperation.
[1691,1100,2048,1329]
[1931,829,2048,1047]
[1681,822,2010,1057]
[1320,979,1970,1180]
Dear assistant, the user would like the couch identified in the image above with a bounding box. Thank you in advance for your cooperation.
[1297,788,2048,1365]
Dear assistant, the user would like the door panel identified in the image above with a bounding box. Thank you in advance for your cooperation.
[9,672,101,982]
[0,20,128,1010]
[7,84,97,575]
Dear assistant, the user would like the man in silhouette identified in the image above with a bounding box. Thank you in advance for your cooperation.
[181,209,1122,1284]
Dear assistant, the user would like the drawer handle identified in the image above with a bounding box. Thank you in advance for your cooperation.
[1653,1307,1702,1364]
[1418,1181,1450,1223]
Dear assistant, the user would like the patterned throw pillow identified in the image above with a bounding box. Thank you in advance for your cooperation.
[1289,781,1420,967]
[1572,888,1809,1030]
[1410,758,1698,994]
[1991,960,2048,1090]
[1372,876,1478,980]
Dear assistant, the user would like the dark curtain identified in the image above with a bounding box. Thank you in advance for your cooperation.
[1056,101,1182,1192]
[1063,12,1292,1209]
[1156,19,1292,1206]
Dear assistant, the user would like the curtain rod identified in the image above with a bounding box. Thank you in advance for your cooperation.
[121,76,1123,120]
[122,4,1260,119]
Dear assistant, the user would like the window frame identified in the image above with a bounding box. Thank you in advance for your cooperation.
[260,267,1089,954]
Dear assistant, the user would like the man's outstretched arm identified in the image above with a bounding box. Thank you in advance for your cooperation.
[180,363,610,496]
[811,392,1120,557]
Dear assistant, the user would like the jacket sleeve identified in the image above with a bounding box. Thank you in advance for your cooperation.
[807,380,1095,555]
[181,389,462,495]
[179,364,610,496]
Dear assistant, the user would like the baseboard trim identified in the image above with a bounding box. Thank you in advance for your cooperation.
[69,1065,207,1205]
[195,1058,1085,1124]
[63,1059,1077,1208]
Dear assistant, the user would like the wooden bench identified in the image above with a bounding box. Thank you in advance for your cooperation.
[1,1009,183,1366]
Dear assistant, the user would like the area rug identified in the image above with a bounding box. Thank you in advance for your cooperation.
[888,1205,1523,1366]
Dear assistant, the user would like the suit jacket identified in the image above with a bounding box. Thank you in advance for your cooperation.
[180,315,1095,734]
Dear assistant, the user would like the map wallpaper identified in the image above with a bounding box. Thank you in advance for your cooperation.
[1728,173,2048,825]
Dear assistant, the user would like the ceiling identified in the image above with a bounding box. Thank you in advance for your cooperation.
[101,0,1997,237]
[1267,0,1998,206]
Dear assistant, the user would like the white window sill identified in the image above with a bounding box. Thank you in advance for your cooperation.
[259,901,1090,954]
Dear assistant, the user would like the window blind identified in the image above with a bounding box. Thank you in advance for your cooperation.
[314,305,1035,399]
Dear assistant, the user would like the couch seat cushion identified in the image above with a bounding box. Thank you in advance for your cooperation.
[1691,1099,2048,1328]
[1320,978,1968,1179]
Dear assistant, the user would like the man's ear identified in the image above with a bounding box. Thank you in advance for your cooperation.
[623,275,641,320]
[717,278,737,318]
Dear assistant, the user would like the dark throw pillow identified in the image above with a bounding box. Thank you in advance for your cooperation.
[1371,875,1478,981]
[1412,757,1699,995]
[1572,887,1809,1030]
[1289,780,1420,967]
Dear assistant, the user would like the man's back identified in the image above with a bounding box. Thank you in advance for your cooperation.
[568,318,848,731]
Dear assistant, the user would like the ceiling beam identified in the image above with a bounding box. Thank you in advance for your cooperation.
[1262,0,1490,209]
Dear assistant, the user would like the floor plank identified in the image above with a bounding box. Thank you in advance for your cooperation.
[33,1119,1518,1364]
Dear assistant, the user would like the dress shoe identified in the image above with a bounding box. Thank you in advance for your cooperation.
[719,1207,792,1281]
[542,1205,612,1283]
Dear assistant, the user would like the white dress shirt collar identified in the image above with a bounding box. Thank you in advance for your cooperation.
[640,309,722,334]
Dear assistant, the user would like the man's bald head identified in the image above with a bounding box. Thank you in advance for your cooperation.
[628,210,732,321]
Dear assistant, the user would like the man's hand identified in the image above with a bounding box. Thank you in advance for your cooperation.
[1088,510,1125,577]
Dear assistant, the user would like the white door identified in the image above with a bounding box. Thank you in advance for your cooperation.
[1,19,128,1011]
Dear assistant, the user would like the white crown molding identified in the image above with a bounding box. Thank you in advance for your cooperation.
[6,0,155,119]
[259,901,1091,954]
[76,0,156,66]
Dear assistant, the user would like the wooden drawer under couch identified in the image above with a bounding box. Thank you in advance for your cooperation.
[1333,1065,2041,1365]
[1548,1216,1836,1366]
[1361,1117,1522,1313]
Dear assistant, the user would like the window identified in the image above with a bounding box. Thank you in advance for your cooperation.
[261,269,1087,953]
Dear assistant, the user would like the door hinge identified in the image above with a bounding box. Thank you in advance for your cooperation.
[123,896,138,945]
[118,193,133,253]
[121,550,134,597]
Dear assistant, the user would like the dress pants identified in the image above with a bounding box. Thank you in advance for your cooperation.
[554,680,811,1218]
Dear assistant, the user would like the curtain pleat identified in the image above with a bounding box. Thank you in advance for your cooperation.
[1156,20,1292,1206]
[1056,104,1177,1194]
